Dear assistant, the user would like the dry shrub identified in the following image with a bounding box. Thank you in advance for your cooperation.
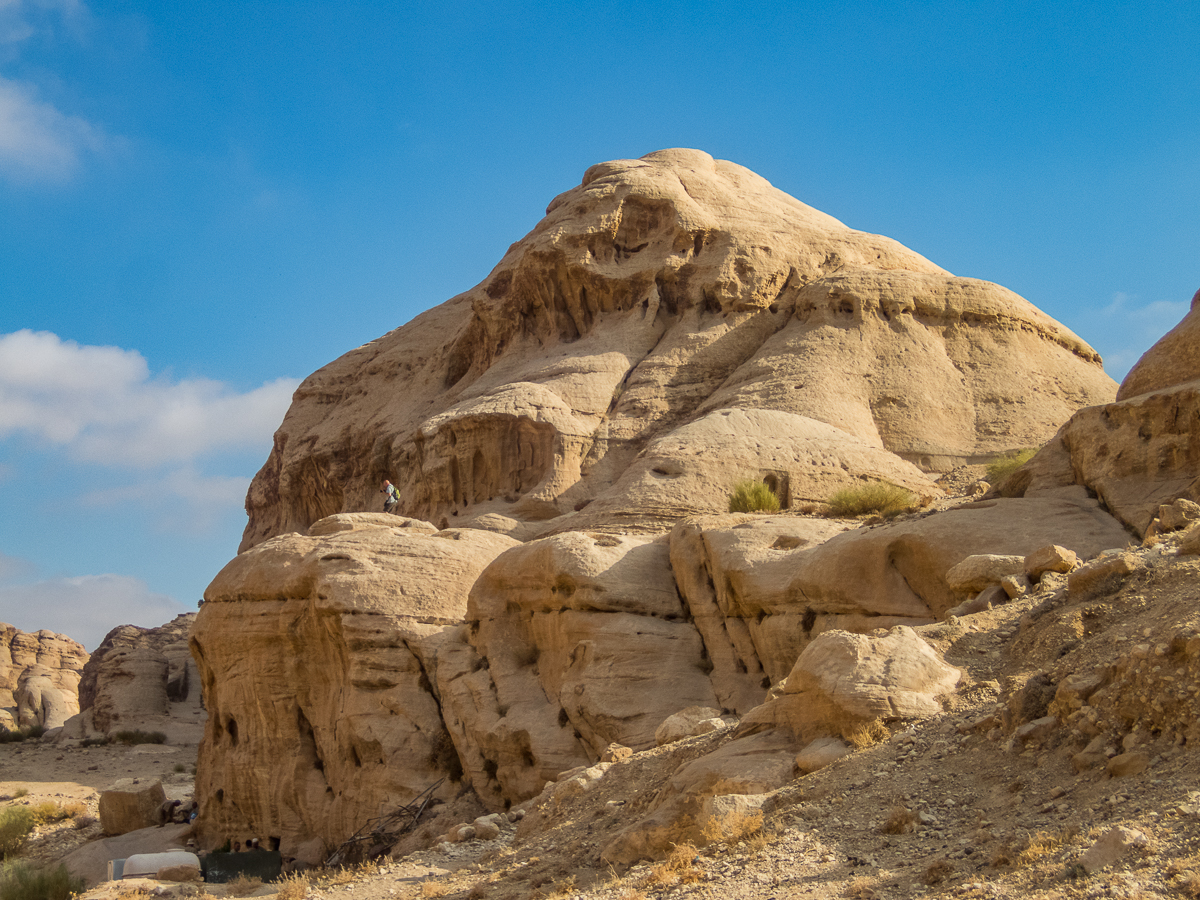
[991,829,1068,868]
[879,805,917,835]
[923,858,954,885]
[467,884,489,900]
[1176,870,1200,899]
[641,843,703,889]
[843,719,890,749]
[275,871,310,900]
[700,808,764,845]
[223,875,263,897]
[420,881,448,898]
[845,875,879,899]
[615,890,648,900]
[0,806,34,858]
[28,802,69,825]
[72,815,96,831]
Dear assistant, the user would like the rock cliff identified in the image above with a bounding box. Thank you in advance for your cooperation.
[239,149,1116,550]
[0,624,87,730]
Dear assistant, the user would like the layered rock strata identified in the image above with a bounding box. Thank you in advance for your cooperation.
[239,149,1116,550]
[0,624,87,730]
[191,514,519,858]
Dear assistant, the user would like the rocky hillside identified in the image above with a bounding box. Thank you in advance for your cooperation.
[183,151,1200,872]
[0,624,86,730]
[239,148,1116,550]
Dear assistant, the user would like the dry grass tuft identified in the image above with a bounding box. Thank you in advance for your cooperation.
[701,808,765,846]
[729,480,782,514]
[275,871,310,900]
[879,805,917,835]
[419,881,449,898]
[28,801,71,825]
[923,858,954,885]
[1177,870,1200,899]
[615,889,649,900]
[991,829,1071,868]
[843,719,890,749]
[827,481,916,519]
[223,875,264,897]
[640,843,703,889]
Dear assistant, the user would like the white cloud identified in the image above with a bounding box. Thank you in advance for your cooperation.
[0,573,188,651]
[0,330,298,467]
[82,467,252,533]
[1092,293,1190,381]
[0,74,107,182]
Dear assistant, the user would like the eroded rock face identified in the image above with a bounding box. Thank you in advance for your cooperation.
[66,614,201,741]
[239,149,1115,551]
[437,532,720,809]
[667,498,1129,711]
[1014,289,1200,536]
[0,624,87,730]
[191,514,519,856]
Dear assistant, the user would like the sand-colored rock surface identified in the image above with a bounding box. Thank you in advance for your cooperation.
[0,624,87,730]
[191,514,519,858]
[238,149,1115,550]
[1117,287,1200,400]
[436,532,721,809]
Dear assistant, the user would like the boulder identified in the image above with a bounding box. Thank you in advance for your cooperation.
[191,514,520,856]
[1024,544,1079,580]
[238,149,1115,550]
[1067,552,1139,595]
[1079,825,1149,874]
[795,736,852,773]
[601,729,797,864]
[0,624,86,730]
[99,778,167,836]
[655,706,727,746]
[740,627,960,743]
[945,554,1025,593]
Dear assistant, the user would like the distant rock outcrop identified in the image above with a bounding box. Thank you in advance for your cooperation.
[61,614,201,742]
[0,624,87,730]
[239,149,1116,550]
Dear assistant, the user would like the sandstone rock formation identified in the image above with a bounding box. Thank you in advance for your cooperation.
[238,149,1116,550]
[436,532,721,809]
[0,624,87,730]
[192,151,1129,858]
[1011,287,1200,536]
[63,614,202,742]
[666,498,1128,713]
[191,514,519,856]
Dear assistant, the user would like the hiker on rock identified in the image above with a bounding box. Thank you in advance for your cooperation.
[380,479,399,514]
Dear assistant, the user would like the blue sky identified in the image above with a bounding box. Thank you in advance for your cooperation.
[1,1,1197,650]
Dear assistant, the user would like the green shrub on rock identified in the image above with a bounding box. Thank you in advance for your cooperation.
[0,860,86,900]
[728,480,782,513]
[985,448,1037,485]
[0,807,34,858]
[826,481,915,519]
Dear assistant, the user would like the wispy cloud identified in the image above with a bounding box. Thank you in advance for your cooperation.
[0,74,108,181]
[1094,292,1190,381]
[0,550,34,581]
[0,573,188,651]
[81,467,252,533]
[0,0,108,183]
[0,330,298,467]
